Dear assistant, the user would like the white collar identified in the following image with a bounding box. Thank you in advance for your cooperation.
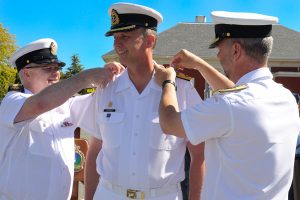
[236,67,273,85]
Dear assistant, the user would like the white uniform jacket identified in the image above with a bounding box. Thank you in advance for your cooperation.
[0,89,91,200]
[79,69,202,190]
[181,67,300,200]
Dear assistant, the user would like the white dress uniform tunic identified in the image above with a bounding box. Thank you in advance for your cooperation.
[0,89,91,200]
[79,69,202,199]
[181,68,300,200]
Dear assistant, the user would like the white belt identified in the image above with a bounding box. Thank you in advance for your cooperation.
[101,179,181,199]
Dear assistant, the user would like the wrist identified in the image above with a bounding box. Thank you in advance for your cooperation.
[162,80,177,90]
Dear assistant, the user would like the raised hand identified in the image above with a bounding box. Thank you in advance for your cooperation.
[153,61,176,86]
[104,61,125,77]
[171,49,201,70]
[83,62,125,88]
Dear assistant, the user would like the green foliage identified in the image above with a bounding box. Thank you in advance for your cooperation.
[63,54,84,79]
[0,23,18,101]
[0,23,17,66]
[0,65,17,100]
[60,71,66,79]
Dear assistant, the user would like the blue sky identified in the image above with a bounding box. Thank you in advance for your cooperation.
[1,0,299,70]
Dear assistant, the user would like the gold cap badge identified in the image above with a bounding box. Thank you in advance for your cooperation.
[111,9,120,26]
[50,42,57,55]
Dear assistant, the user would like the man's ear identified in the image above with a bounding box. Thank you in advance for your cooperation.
[145,34,156,48]
[21,68,31,80]
[232,42,242,61]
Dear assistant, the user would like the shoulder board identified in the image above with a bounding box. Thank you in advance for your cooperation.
[86,87,96,94]
[212,85,247,95]
[8,84,24,93]
[176,72,193,81]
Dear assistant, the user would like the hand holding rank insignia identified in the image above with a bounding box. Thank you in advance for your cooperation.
[170,49,205,71]
[94,62,125,89]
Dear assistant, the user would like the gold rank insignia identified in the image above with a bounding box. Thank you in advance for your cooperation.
[176,72,193,81]
[111,9,120,25]
[212,84,247,95]
[50,42,57,55]
[104,101,116,113]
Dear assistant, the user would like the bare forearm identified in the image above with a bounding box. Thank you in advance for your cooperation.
[159,84,185,138]
[15,68,107,123]
[188,142,205,200]
[189,161,205,200]
[84,154,100,200]
[171,49,234,90]
[85,138,102,200]
[194,57,234,90]
[30,74,87,112]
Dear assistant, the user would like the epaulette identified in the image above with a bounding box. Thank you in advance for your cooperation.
[8,84,24,93]
[212,84,247,95]
[176,72,193,81]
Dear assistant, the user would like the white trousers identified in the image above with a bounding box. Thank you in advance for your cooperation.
[93,180,183,200]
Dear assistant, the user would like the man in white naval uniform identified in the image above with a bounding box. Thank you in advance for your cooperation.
[82,3,234,200]
[0,38,124,200]
[155,11,300,200]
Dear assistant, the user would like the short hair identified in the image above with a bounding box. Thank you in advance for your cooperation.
[230,36,273,63]
[140,28,158,49]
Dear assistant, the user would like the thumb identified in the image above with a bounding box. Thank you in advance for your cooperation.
[153,61,163,71]
[170,57,181,68]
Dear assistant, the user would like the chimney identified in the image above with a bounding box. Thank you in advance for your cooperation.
[195,16,206,23]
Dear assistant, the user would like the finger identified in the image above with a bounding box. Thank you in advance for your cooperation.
[113,63,125,74]
[119,65,125,73]
[153,61,162,71]
[107,63,122,74]
[170,57,182,68]
[175,68,184,73]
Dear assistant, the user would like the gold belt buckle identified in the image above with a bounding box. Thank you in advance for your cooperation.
[126,189,145,199]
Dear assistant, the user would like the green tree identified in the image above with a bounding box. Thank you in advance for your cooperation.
[0,65,17,100]
[0,23,17,66]
[0,23,18,101]
[64,54,84,79]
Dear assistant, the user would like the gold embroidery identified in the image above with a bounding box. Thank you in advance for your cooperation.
[213,85,247,95]
[111,9,120,25]
[50,42,57,55]
[110,25,136,32]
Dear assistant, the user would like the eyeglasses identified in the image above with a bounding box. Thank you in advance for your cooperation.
[25,65,63,73]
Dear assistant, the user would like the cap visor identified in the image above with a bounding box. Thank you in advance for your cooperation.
[209,41,218,49]
[57,60,66,67]
[105,31,114,37]
[34,59,66,67]
[209,37,223,49]
[105,25,139,37]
